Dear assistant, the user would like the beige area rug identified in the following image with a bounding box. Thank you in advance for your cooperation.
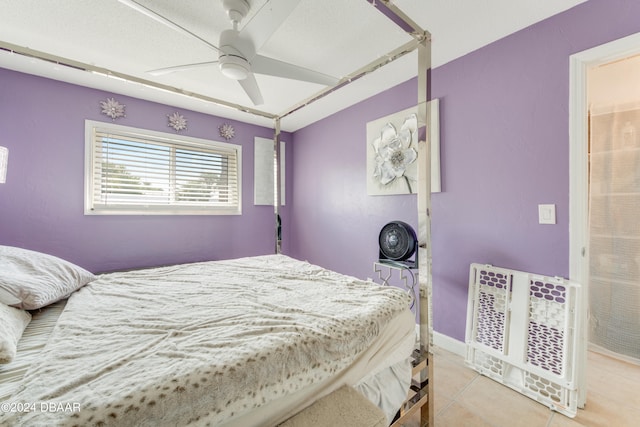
[279,385,387,427]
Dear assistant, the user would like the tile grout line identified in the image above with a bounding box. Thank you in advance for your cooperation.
[434,370,486,423]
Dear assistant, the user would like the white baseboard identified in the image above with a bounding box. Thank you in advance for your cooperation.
[433,332,466,357]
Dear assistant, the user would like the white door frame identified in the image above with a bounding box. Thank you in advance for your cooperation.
[569,31,640,407]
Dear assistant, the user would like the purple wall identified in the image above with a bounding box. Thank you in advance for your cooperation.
[289,0,640,341]
[0,69,291,272]
[2,0,640,342]
[289,80,418,276]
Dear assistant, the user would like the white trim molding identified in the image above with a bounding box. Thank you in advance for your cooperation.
[433,331,466,357]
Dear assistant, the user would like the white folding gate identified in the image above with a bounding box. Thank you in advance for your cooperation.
[465,263,582,418]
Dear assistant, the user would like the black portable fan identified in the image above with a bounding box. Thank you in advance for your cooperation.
[378,221,417,267]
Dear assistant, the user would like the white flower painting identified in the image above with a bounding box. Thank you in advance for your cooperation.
[372,114,418,192]
[366,101,441,196]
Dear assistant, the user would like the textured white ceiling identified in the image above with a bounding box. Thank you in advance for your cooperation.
[0,0,587,131]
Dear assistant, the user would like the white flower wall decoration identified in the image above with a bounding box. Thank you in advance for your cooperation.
[219,123,235,140]
[366,101,441,195]
[168,112,187,132]
[100,98,125,120]
[372,114,418,192]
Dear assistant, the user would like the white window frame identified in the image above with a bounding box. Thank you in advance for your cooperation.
[84,120,242,215]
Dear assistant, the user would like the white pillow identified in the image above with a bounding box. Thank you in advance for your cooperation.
[0,303,31,364]
[0,245,95,310]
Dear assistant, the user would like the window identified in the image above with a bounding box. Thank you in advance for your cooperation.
[85,120,241,215]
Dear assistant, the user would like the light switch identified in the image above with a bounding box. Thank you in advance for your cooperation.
[538,204,556,224]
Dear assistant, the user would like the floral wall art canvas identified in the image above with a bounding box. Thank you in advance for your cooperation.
[366,100,440,195]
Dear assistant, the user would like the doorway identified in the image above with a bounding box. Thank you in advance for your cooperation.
[587,57,640,362]
[569,32,640,405]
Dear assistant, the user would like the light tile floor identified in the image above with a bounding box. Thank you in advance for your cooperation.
[405,346,640,427]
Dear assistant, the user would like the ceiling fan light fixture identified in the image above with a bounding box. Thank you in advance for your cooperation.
[219,55,250,80]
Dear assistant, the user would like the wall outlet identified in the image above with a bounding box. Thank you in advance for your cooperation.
[538,204,556,224]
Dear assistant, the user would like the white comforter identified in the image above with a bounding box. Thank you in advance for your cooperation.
[2,255,412,426]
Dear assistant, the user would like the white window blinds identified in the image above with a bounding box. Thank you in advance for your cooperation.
[85,120,241,215]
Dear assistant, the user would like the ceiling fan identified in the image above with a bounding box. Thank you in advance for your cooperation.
[117,0,339,106]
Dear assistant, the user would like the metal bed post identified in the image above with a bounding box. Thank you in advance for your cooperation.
[417,31,434,427]
[274,117,282,254]
[270,2,435,422]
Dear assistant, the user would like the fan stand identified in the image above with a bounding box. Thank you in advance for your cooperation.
[378,255,417,269]
[373,260,418,309]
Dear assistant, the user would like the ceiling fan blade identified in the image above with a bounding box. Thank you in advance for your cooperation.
[148,61,219,76]
[240,0,302,52]
[238,73,264,105]
[252,55,339,86]
[117,0,220,53]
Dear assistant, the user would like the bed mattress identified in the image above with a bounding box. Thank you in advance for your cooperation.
[0,299,67,402]
[0,255,415,426]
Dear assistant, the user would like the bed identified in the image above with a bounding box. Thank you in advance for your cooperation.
[0,245,416,426]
